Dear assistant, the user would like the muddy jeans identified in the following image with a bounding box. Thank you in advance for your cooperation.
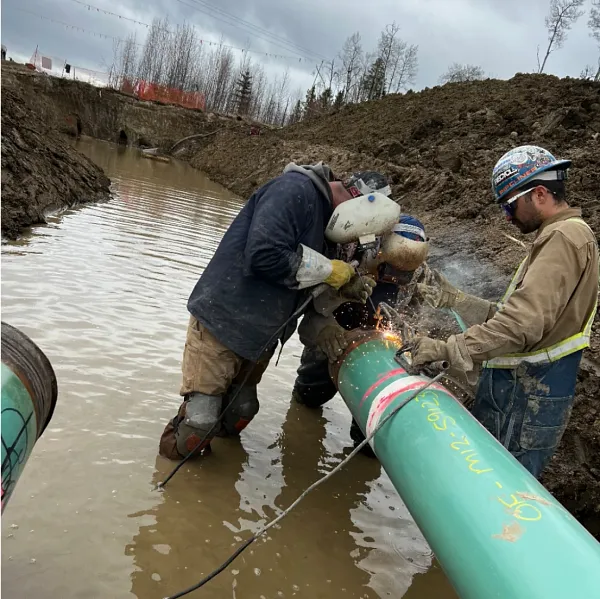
[471,350,582,478]
[159,316,274,460]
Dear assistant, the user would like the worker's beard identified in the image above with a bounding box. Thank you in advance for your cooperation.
[512,217,541,234]
[511,199,543,234]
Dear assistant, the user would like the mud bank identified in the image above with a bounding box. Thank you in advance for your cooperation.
[1,62,259,150]
[186,73,600,536]
[1,73,111,239]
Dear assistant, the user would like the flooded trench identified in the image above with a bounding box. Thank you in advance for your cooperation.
[1,139,457,599]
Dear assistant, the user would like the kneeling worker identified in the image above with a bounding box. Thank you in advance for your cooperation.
[159,165,393,460]
[411,145,598,478]
[294,215,429,451]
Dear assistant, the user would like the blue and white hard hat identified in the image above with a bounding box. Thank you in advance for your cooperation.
[391,215,427,242]
[491,145,571,203]
[380,215,428,273]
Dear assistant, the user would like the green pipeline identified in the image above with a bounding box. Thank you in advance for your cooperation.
[331,330,600,599]
[1,323,57,511]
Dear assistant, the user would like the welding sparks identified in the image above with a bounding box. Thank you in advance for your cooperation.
[381,326,402,349]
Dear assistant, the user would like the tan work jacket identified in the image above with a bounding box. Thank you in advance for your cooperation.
[451,208,598,370]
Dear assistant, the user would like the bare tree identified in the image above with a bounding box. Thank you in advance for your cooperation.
[389,43,418,92]
[537,0,585,73]
[166,22,198,90]
[439,63,485,84]
[338,32,363,102]
[580,61,600,80]
[137,17,170,85]
[109,33,138,90]
[373,23,419,94]
[377,22,400,88]
[591,0,600,43]
[588,0,600,80]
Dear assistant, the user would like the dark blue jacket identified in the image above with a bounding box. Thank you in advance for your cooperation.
[188,171,333,361]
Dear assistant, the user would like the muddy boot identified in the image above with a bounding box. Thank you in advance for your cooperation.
[158,393,222,460]
[218,384,260,437]
[350,419,377,459]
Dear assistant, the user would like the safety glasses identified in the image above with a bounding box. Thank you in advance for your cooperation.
[347,178,392,198]
[500,187,532,218]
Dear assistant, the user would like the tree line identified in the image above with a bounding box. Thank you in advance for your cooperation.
[109,1,600,126]
[108,18,420,125]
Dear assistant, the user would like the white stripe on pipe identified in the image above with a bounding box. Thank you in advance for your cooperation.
[365,376,447,444]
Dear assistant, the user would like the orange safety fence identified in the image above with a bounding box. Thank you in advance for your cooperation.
[121,78,206,111]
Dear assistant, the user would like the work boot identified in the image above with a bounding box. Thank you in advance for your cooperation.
[158,393,222,460]
[350,419,377,459]
[218,384,260,437]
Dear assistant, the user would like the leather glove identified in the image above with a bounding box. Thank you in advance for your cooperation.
[339,274,376,304]
[316,324,349,362]
[416,268,461,309]
[411,336,449,368]
[324,260,355,290]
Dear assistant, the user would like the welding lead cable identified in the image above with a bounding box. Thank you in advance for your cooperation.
[164,371,446,599]
[158,286,327,488]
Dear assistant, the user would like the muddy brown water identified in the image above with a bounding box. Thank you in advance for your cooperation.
[1,139,457,599]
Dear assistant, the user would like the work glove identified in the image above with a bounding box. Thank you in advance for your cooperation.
[316,323,349,362]
[410,336,449,368]
[324,260,355,290]
[416,265,493,326]
[339,274,377,304]
[416,268,461,309]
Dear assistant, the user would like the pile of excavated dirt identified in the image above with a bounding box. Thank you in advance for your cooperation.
[1,78,111,239]
[188,73,600,536]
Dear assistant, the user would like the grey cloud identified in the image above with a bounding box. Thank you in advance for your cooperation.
[1,0,597,91]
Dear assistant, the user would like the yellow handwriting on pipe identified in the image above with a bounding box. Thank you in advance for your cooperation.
[418,391,493,475]
[416,388,544,523]
[497,493,542,522]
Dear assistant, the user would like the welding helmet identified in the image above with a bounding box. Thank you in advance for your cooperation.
[491,145,571,204]
[378,215,428,283]
[345,171,392,198]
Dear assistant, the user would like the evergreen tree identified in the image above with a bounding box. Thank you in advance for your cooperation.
[332,90,345,110]
[319,87,333,110]
[303,85,318,119]
[235,70,253,115]
[361,58,386,101]
[289,99,304,124]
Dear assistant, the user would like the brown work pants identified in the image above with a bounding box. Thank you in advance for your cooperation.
[159,316,273,459]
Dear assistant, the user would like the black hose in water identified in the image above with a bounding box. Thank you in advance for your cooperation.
[157,292,317,488]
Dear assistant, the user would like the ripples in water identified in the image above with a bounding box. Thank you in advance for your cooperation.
[1,139,455,599]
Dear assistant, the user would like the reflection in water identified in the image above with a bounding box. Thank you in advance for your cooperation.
[1,138,456,599]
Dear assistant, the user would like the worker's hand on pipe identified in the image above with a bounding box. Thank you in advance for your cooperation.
[410,336,449,368]
[324,260,355,290]
[416,267,461,309]
[339,274,377,304]
[316,324,349,362]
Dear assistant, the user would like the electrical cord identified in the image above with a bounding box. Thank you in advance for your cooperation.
[164,371,445,598]
[157,286,328,489]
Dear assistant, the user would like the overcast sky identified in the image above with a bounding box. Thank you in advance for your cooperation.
[2,0,598,91]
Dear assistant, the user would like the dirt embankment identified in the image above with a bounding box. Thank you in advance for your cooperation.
[187,73,600,535]
[0,61,256,238]
[1,62,260,150]
[1,73,111,239]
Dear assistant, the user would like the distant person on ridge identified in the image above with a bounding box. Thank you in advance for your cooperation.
[410,145,599,479]
[158,166,393,460]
